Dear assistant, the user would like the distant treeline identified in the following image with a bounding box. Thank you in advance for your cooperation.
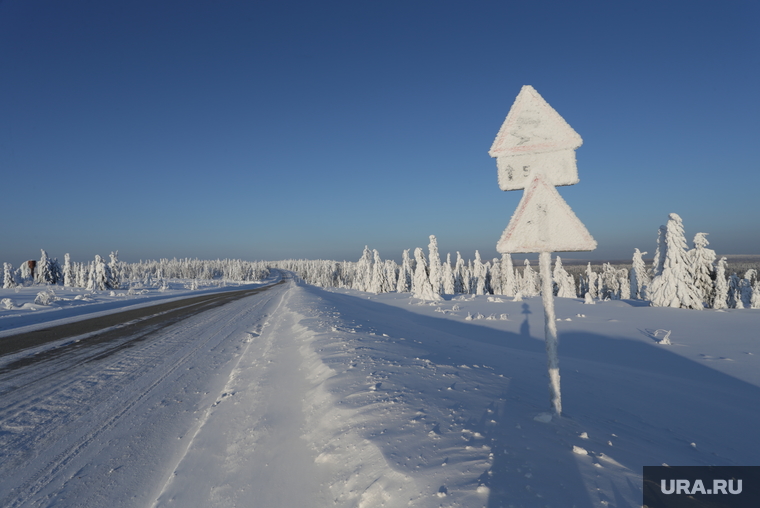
[2,251,270,291]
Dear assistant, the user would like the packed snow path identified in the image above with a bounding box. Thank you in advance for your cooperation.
[2,273,759,507]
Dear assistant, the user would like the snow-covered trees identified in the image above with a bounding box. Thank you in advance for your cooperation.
[91,255,112,291]
[651,225,667,279]
[63,254,74,287]
[2,252,270,292]
[453,253,465,294]
[3,262,15,289]
[552,256,576,298]
[520,259,539,297]
[490,257,502,296]
[630,249,649,300]
[382,259,398,293]
[354,247,373,292]
[396,250,412,293]
[688,233,715,307]
[751,278,760,310]
[35,249,62,285]
[584,263,598,300]
[500,253,517,297]
[648,214,703,309]
[3,228,755,314]
[442,253,455,295]
[369,250,387,294]
[109,251,122,290]
[19,261,33,286]
[712,257,729,310]
[411,247,440,301]
[427,235,443,296]
[739,269,756,309]
[599,263,620,300]
[618,268,631,300]
[472,251,488,296]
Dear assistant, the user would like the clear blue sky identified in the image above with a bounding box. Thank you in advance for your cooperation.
[1,0,758,266]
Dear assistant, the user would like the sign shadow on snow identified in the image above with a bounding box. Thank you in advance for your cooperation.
[520,302,532,338]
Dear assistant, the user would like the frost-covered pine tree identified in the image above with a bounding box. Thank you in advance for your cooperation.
[688,233,715,307]
[553,256,576,298]
[63,254,74,287]
[488,258,501,295]
[483,260,493,295]
[727,273,741,309]
[109,251,122,290]
[427,235,443,296]
[751,279,760,309]
[411,247,440,301]
[19,261,33,286]
[712,257,729,310]
[500,253,516,297]
[739,269,756,309]
[36,249,55,285]
[466,259,475,294]
[630,249,650,300]
[442,253,455,295]
[355,246,373,292]
[473,251,488,295]
[92,255,112,291]
[453,252,465,294]
[396,249,412,293]
[650,225,667,279]
[75,262,88,288]
[3,262,15,289]
[600,263,620,300]
[86,261,96,290]
[369,249,387,294]
[521,259,539,297]
[618,268,631,300]
[382,259,397,293]
[648,213,702,309]
[585,263,598,300]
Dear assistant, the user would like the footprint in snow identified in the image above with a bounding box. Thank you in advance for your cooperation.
[700,354,733,361]
[213,391,235,406]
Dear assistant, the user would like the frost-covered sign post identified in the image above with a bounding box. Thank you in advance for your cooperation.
[490,85,596,417]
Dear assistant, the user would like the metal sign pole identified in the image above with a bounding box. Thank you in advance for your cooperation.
[539,251,561,415]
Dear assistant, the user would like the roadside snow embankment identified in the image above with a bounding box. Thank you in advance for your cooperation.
[279,284,759,507]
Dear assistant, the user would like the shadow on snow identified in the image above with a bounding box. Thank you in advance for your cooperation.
[304,286,760,508]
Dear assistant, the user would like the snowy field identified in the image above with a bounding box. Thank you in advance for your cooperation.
[1,273,759,507]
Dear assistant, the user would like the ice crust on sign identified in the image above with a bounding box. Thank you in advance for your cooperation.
[497,176,597,253]
[490,85,582,191]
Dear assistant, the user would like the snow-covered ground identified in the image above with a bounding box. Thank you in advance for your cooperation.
[1,274,758,507]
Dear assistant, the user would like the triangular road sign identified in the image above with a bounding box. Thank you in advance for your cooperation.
[489,85,582,158]
[497,176,597,253]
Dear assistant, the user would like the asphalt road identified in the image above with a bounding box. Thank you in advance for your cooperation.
[0,279,286,366]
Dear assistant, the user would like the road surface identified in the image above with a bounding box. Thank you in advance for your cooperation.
[0,276,290,507]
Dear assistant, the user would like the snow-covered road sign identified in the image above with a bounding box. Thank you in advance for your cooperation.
[497,175,597,253]
[492,85,595,254]
[490,85,582,191]
[490,85,595,417]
